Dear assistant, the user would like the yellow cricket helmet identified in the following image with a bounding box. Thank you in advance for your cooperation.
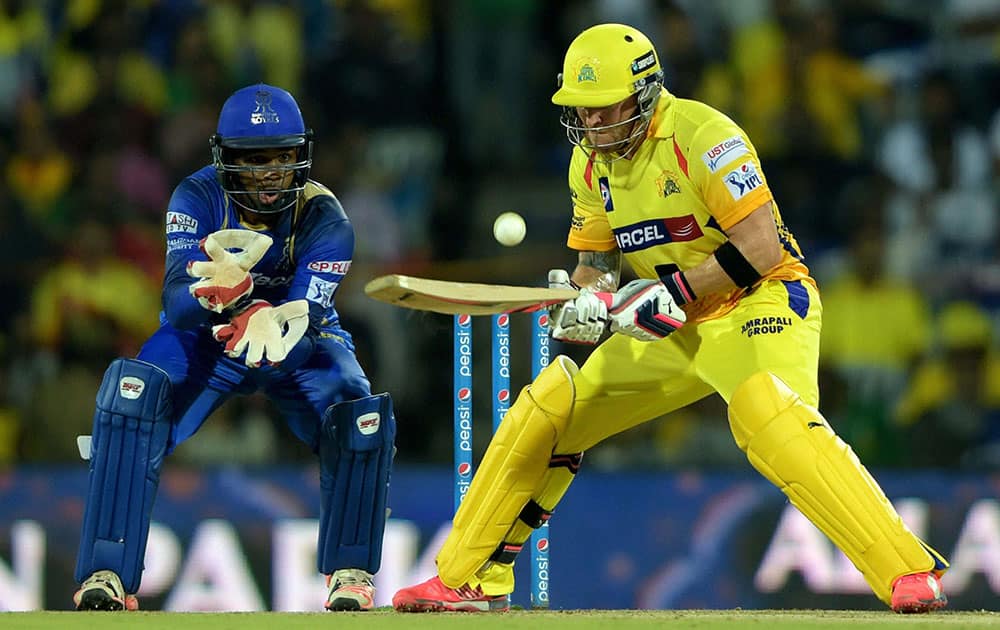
[553,23,663,107]
[552,23,665,159]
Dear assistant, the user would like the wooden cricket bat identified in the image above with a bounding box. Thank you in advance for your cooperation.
[364,274,579,315]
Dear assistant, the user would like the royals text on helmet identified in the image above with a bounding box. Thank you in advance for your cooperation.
[552,24,664,162]
[210,84,313,214]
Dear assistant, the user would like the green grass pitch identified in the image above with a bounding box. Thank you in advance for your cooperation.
[5,610,999,629]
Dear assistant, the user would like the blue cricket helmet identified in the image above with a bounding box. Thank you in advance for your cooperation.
[211,83,313,214]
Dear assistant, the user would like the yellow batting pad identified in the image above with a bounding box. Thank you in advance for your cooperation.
[727,372,947,604]
[471,561,517,596]
[437,355,578,588]
[465,460,583,597]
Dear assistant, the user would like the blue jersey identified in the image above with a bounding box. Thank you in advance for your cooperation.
[77,85,392,592]
[136,165,371,450]
[162,165,354,336]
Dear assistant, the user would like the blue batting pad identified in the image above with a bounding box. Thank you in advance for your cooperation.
[75,358,172,594]
[318,392,396,574]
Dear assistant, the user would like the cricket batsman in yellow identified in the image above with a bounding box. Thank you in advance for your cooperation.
[393,23,948,614]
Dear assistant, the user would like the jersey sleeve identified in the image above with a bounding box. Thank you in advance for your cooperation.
[565,148,617,252]
[161,177,220,330]
[687,116,774,231]
[286,193,355,328]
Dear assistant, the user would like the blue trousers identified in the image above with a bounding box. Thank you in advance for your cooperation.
[138,323,371,453]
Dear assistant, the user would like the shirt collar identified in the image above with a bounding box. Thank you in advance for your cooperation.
[649,88,676,139]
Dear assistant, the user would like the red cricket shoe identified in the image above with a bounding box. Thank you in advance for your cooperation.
[891,572,947,613]
[392,575,510,612]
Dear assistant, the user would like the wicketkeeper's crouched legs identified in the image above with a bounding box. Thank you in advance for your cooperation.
[319,392,396,573]
[727,371,949,605]
[436,356,581,592]
[75,359,173,607]
[318,393,396,611]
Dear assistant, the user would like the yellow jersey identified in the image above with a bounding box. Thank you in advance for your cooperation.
[566,89,813,323]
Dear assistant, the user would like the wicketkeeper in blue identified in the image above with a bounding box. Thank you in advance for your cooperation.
[73,84,396,612]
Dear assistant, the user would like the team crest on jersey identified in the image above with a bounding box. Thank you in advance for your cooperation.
[655,170,681,197]
[598,176,614,211]
[251,90,280,125]
[570,215,585,231]
[724,162,763,200]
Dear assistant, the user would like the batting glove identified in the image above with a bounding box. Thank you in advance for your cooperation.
[188,230,273,313]
[548,269,610,344]
[607,279,686,342]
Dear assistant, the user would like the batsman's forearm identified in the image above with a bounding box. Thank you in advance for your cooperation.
[571,250,622,291]
[680,202,782,298]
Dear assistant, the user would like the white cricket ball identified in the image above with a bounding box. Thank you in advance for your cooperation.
[493,211,526,247]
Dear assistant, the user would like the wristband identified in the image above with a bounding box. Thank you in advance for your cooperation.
[714,240,761,289]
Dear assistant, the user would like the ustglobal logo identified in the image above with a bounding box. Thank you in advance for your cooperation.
[741,316,793,337]
[613,216,703,252]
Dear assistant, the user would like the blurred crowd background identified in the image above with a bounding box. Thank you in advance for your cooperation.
[3,0,1000,472]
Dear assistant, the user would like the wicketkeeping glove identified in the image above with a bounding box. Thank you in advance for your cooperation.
[212,299,310,367]
[188,230,273,313]
[548,269,609,345]
[607,279,686,342]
